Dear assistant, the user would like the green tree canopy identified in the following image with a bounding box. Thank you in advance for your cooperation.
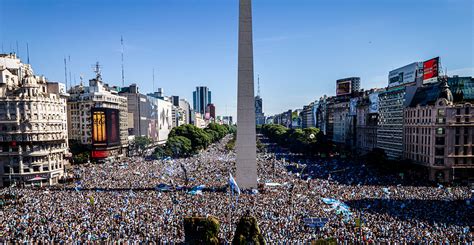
[169,124,212,152]
[166,136,192,157]
[232,214,265,245]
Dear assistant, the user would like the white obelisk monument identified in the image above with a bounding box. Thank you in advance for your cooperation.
[236,0,258,189]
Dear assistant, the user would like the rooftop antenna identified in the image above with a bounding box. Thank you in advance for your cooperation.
[152,68,155,92]
[80,74,84,86]
[121,36,125,87]
[26,43,30,64]
[93,62,102,80]
[64,57,68,88]
[16,41,19,57]
[68,55,72,87]
[2,43,4,53]
[257,74,261,97]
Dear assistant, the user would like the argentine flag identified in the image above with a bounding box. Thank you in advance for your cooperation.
[229,173,241,196]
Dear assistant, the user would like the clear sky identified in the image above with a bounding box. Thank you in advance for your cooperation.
[1,0,472,119]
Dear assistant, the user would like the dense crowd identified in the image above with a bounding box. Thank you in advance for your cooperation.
[1,135,472,243]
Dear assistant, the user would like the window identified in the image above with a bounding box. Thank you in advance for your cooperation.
[435,148,444,156]
[436,137,445,145]
[436,128,445,135]
[437,109,445,116]
[457,108,461,115]
[466,107,470,115]
[455,136,460,145]
[434,158,444,166]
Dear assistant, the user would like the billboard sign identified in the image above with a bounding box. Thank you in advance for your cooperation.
[423,57,439,84]
[336,80,352,96]
[91,150,108,158]
[91,108,120,147]
[369,93,379,113]
[303,217,328,228]
[388,62,420,87]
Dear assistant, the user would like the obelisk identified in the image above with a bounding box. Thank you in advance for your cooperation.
[236,0,257,189]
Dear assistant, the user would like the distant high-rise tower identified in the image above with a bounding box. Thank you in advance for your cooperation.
[255,75,265,125]
[193,86,211,115]
[236,0,257,189]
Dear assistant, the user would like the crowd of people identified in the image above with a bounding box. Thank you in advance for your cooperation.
[1,135,472,243]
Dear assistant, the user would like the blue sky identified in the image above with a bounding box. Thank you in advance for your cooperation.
[1,0,472,118]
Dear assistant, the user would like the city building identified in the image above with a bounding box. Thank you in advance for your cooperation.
[255,95,265,125]
[193,112,207,129]
[377,62,424,159]
[265,116,273,125]
[67,64,129,161]
[332,100,349,144]
[179,99,192,125]
[147,91,173,144]
[119,84,156,140]
[356,89,382,155]
[404,78,473,183]
[193,86,211,115]
[315,96,336,140]
[291,109,303,128]
[222,116,233,125]
[301,101,318,128]
[206,103,216,120]
[336,77,361,97]
[0,54,69,187]
[273,110,292,128]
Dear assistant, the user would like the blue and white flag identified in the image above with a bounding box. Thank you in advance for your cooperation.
[229,173,240,196]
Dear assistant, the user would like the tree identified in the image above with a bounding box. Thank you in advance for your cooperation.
[153,146,168,159]
[232,213,265,245]
[72,152,90,164]
[205,128,220,143]
[134,136,152,155]
[166,136,192,157]
[184,216,220,244]
[169,124,212,153]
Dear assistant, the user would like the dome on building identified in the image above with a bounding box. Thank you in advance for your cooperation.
[439,80,453,103]
[22,71,38,86]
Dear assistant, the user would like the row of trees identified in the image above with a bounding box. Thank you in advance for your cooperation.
[154,123,236,159]
[184,213,265,245]
[260,124,329,155]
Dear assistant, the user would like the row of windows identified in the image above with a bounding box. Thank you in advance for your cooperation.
[3,163,63,174]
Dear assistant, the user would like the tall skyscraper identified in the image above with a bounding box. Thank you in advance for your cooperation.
[192,86,211,115]
[255,95,265,125]
[236,0,257,189]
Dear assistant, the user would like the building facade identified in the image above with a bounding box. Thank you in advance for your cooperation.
[332,100,350,145]
[301,101,318,129]
[0,54,69,187]
[255,95,265,125]
[404,79,473,183]
[67,67,128,160]
[193,86,211,115]
[355,91,381,155]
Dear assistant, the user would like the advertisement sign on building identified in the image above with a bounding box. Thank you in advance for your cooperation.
[388,62,421,87]
[349,98,358,116]
[91,108,120,147]
[336,80,352,96]
[423,57,439,84]
[369,93,379,113]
